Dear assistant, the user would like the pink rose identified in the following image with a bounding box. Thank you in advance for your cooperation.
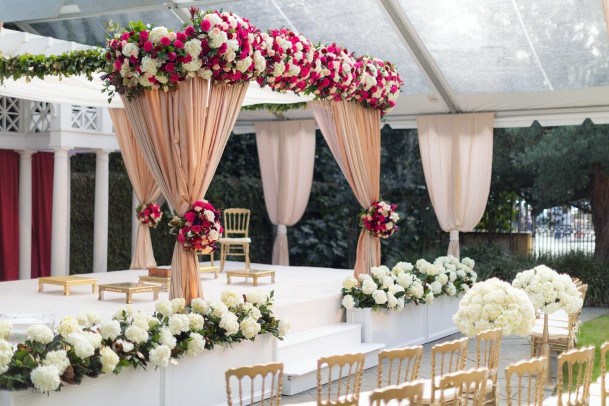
[114,59,122,71]
[184,26,195,37]
[143,41,153,52]
[160,36,171,46]
[164,63,175,72]
[184,212,195,222]
[167,52,177,61]
[200,20,211,32]
[174,40,184,49]
[139,30,149,41]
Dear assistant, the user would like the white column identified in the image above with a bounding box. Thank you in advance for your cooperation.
[93,150,110,273]
[18,150,33,280]
[50,148,70,276]
[131,190,139,259]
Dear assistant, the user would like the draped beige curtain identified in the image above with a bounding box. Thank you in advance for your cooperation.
[122,78,248,302]
[255,120,316,265]
[309,101,381,277]
[604,0,609,37]
[417,113,494,259]
[109,108,161,270]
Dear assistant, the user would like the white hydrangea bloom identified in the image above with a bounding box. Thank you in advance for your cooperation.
[372,290,388,305]
[342,295,355,310]
[184,38,202,57]
[240,317,261,339]
[57,317,81,338]
[392,261,413,275]
[513,266,583,314]
[361,279,378,295]
[342,276,358,290]
[112,306,132,321]
[210,301,229,317]
[380,276,394,290]
[125,326,148,344]
[0,339,14,375]
[430,281,443,295]
[436,273,449,286]
[100,347,119,374]
[219,312,239,336]
[132,312,151,332]
[370,266,391,280]
[221,291,242,308]
[99,320,121,341]
[67,333,95,360]
[191,298,209,315]
[168,314,190,335]
[171,298,186,314]
[445,282,457,297]
[188,313,205,331]
[149,345,171,368]
[396,273,414,289]
[30,365,61,392]
[461,257,475,269]
[0,320,10,341]
[387,293,398,308]
[186,332,206,357]
[149,26,169,44]
[242,303,262,321]
[122,42,139,58]
[158,327,177,350]
[27,325,54,345]
[155,299,173,318]
[425,292,435,304]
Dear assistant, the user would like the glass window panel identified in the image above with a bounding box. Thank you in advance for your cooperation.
[194,0,431,95]
[31,9,182,46]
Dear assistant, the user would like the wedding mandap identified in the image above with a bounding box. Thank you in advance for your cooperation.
[0,1,608,405]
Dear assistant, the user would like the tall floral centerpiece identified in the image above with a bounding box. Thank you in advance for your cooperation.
[453,278,536,337]
[512,265,583,385]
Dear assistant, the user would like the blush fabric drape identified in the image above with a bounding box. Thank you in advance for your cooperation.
[109,108,161,270]
[309,101,381,277]
[255,120,316,265]
[31,152,54,278]
[417,113,495,259]
[122,78,248,303]
[0,149,19,281]
[604,0,609,37]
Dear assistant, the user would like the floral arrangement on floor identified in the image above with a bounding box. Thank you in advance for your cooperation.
[0,291,288,393]
[341,263,426,311]
[100,8,402,114]
[452,278,536,337]
[512,265,583,315]
[414,256,477,300]
[136,202,162,228]
[360,201,399,238]
[168,199,223,253]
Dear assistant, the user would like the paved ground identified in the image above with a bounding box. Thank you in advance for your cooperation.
[281,307,609,405]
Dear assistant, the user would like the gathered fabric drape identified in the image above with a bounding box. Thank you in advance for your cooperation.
[417,113,495,259]
[0,149,19,281]
[109,108,161,270]
[31,152,54,278]
[309,101,381,277]
[255,120,316,265]
[122,78,248,302]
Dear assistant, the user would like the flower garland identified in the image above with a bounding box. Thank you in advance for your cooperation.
[0,291,289,393]
[360,201,399,238]
[512,265,583,315]
[414,256,477,299]
[135,202,162,228]
[452,278,536,337]
[168,200,223,253]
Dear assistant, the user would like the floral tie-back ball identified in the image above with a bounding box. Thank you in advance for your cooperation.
[169,200,223,253]
[136,202,162,228]
[360,201,399,238]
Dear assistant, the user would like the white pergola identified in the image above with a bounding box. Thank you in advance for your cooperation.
[1,0,608,278]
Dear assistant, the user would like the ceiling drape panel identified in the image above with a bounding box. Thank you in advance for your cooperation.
[309,101,381,277]
[417,113,495,259]
[109,108,161,270]
[122,78,248,303]
[255,120,316,266]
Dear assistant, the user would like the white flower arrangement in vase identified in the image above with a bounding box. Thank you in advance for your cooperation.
[415,255,477,300]
[453,278,536,337]
[512,265,583,315]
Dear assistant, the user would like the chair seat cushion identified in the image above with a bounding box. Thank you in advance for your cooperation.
[531,325,570,339]
[418,379,458,404]
[219,237,251,244]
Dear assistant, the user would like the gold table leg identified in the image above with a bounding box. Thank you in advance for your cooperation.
[153,290,159,300]
[126,293,132,304]
[64,285,70,296]
[98,290,103,301]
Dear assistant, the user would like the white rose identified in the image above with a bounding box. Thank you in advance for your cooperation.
[125,326,148,344]
[342,276,358,290]
[158,327,177,350]
[219,312,239,336]
[149,345,171,368]
[278,319,290,338]
[27,325,54,345]
[155,299,173,318]
[30,365,60,392]
[168,314,190,335]
[191,298,209,315]
[42,350,70,375]
[240,317,261,339]
[361,279,378,295]
[372,290,388,305]
[342,295,355,310]
[221,291,242,308]
[57,317,81,338]
[99,320,121,341]
[0,320,10,340]
[186,332,206,357]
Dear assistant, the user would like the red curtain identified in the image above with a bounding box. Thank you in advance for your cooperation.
[31,152,54,278]
[0,150,19,281]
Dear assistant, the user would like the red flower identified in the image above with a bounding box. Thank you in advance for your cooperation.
[164,63,175,72]
[120,32,130,41]
[167,52,177,61]
[170,73,180,82]
[114,59,122,71]
[184,211,195,222]
[200,19,211,32]
[139,30,149,41]
[174,40,184,49]
[184,26,195,37]
[143,41,153,52]
[160,36,171,46]
[217,43,227,55]
[191,225,202,234]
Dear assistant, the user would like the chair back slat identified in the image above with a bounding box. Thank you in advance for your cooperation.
[601,341,609,406]
[369,380,424,405]
[223,208,251,237]
[225,362,283,406]
[317,353,365,406]
[377,346,423,388]
[557,346,595,406]
[505,357,546,406]
[438,367,489,406]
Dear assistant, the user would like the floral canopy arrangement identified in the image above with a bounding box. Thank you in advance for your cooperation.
[101,8,403,115]
[0,291,288,393]
[136,202,162,228]
[512,265,583,315]
[453,278,536,337]
[341,255,477,312]
[168,200,223,253]
[360,201,399,238]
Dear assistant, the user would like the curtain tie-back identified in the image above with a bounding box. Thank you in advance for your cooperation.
[277,224,287,235]
[449,229,460,241]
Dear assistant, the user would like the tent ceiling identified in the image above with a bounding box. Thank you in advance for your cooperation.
[2,0,609,128]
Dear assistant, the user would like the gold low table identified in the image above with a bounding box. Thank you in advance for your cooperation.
[38,276,97,296]
[138,276,170,291]
[199,265,220,279]
[98,282,159,304]
[225,270,275,286]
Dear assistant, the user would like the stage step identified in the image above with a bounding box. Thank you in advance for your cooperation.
[278,323,384,395]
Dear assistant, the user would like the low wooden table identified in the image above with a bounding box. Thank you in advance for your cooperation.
[225,269,275,286]
[199,265,220,279]
[138,276,170,291]
[98,282,159,304]
[38,276,97,296]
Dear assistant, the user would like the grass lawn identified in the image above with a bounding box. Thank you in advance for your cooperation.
[576,314,609,381]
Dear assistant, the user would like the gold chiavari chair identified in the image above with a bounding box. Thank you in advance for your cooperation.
[531,312,579,357]
[437,368,489,406]
[377,346,424,388]
[219,208,251,272]
[225,362,283,406]
[416,337,469,405]
[317,352,365,406]
[505,357,546,406]
[369,380,425,405]
[600,341,609,406]
[543,346,595,406]
[472,328,502,405]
